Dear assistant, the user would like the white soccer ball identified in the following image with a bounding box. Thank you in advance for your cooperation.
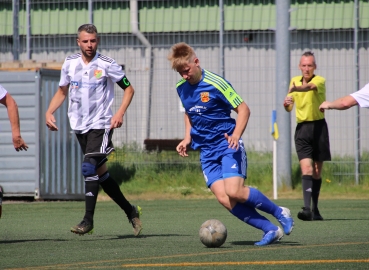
[199,219,227,248]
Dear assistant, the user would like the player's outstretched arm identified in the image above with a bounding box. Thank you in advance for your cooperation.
[0,93,28,151]
[319,95,358,111]
[45,85,68,131]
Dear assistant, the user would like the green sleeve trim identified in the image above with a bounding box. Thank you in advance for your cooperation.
[203,70,243,108]
[176,78,186,88]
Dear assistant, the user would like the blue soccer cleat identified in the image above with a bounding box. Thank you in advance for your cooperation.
[278,207,294,235]
[255,227,283,246]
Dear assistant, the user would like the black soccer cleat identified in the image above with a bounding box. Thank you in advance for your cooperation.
[70,219,94,235]
[129,205,142,236]
[297,207,313,221]
[312,209,324,221]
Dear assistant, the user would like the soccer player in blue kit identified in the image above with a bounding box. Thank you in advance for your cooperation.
[168,42,294,246]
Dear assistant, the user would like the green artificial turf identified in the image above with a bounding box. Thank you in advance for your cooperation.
[0,199,368,269]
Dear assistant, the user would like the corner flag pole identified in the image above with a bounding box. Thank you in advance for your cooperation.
[273,140,277,200]
[271,110,279,200]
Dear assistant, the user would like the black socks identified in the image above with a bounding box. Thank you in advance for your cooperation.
[83,172,133,223]
[312,178,322,211]
[302,175,322,211]
[99,172,132,217]
[302,175,313,210]
[84,180,100,223]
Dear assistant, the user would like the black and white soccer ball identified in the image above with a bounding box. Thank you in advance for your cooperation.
[199,219,227,248]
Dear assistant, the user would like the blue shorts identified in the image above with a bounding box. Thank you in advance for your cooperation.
[200,139,247,188]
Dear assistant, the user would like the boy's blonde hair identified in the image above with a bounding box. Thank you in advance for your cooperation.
[167,42,196,70]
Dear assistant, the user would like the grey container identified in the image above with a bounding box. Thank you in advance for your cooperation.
[0,69,84,199]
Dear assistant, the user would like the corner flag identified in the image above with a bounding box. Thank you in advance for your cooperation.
[271,110,279,140]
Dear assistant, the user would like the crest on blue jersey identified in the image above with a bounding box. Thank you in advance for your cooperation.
[200,92,210,103]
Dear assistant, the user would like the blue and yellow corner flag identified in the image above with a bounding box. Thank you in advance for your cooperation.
[271,110,279,140]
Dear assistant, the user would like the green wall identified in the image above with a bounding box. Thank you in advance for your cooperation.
[0,1,368,36]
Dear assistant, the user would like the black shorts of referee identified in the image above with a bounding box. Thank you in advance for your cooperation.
[294,118,331,161]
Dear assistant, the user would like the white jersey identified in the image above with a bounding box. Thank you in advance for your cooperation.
[59,52,124,133]
[350,82,369,108]
[0,84,8,100]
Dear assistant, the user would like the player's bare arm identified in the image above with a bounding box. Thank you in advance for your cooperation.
[0,93,28,151]
[319,95,358,111]
[45,85,68,131]
[110,84,134,129]
[176,113,192,157]
[225,102,250,150]
[12,136,28,152]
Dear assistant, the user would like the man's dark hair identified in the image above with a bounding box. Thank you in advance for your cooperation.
[77,24,98,36]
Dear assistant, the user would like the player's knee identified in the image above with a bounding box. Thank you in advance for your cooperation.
[217,197,232,210]
[96,157,108,169]
[224,187,244,201]
[225,190,237,200]
[301,167,313,175]
[82,161,97,177]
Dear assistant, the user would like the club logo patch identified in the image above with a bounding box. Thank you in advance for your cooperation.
[200,92,210,103]
[94,70,102,79]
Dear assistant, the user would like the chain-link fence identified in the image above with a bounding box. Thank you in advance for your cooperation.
[1,0,369,184]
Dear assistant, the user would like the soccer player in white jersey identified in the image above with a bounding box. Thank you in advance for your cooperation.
[0,84,28,218]
[45,24,142,236]
[168,42,294,246]
[319,82,369,110]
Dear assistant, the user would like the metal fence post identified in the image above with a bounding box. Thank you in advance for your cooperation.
[12,0,19,60]
[88,0,94,24]
[276,0,292,188]
[354,0,360,185]
[26,0,32,60]
[219,0,224,78]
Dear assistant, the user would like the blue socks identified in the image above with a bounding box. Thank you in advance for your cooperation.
[230,187,285,233]
[244,187,282,217]
[230,203,278,233]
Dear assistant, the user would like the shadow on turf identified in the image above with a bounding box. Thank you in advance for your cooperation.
[113,234,186,240]
[0,239,68,244]
[298,219,369,221]
[230,240,300,246]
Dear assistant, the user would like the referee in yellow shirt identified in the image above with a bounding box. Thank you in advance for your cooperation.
[283,51,331,221]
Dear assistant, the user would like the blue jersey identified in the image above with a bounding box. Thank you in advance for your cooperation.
[176,69,243,150]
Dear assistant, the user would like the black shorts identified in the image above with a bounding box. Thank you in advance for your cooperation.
[294,119,331,161]
[76,129,115,158]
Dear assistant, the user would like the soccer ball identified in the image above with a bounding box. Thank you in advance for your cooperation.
[199,219,227,248]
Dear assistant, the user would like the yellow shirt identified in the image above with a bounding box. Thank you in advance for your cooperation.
[288,75,326,123]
